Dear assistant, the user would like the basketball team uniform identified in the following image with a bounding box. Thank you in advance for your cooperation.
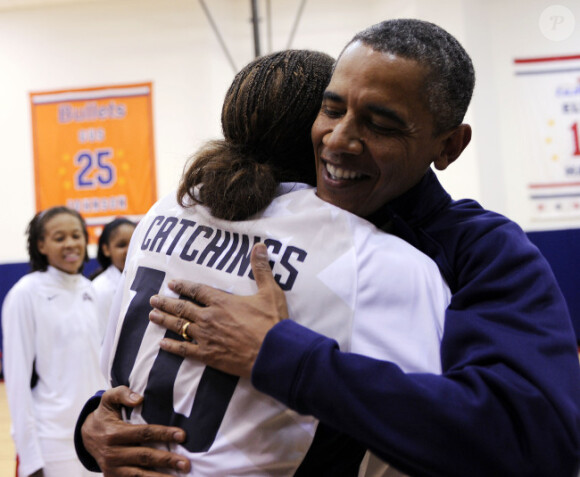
[2,266,107,477]
[92,264,122,341]
[101,183,451,476]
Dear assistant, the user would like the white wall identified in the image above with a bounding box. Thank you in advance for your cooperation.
[0,0,578,262]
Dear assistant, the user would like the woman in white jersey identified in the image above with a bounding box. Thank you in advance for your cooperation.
[91,217,136,339]
[82,50,450,476]
[2,206,106,477]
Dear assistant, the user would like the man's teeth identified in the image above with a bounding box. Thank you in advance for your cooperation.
[326,163,363,180]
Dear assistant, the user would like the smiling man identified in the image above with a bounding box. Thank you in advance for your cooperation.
[313,42,470,218]
[76,19,580,477]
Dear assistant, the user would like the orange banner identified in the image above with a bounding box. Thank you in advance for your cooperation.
[30,83,157,241]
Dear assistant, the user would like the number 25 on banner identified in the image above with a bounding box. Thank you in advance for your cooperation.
[74,148,115,189]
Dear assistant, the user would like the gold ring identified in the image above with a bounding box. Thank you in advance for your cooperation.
[180,321,192,341]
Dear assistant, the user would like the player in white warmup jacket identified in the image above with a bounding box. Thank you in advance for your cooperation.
[2,207,106,477]
[91,217,136,340]
[86,50,449,477]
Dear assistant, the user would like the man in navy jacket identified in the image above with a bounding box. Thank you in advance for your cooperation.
[77,19,580,476]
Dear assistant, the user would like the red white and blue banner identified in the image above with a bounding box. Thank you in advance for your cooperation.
[514,55,580,222]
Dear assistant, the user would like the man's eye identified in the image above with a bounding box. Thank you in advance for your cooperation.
[369,122,398,135]
[321,105,343,118]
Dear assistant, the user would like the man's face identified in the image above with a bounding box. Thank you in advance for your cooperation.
[312,41,445,218]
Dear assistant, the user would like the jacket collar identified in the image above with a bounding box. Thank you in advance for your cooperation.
[366,169,452,229]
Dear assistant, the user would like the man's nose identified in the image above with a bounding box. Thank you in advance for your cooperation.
[322,117,363,155]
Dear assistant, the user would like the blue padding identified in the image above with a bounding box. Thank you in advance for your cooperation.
[0,262,29,375]
[527,228,580,343]
[1,228,579,364]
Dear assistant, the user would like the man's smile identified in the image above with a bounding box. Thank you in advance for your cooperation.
[324,161,366,181]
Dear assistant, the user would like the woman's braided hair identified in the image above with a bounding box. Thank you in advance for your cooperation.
[177,49,335,221]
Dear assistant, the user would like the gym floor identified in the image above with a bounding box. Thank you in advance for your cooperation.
[0,381,16,476]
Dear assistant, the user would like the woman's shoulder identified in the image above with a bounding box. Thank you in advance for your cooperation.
[9,270,42,290]
[92,265,120,290]
[3,271,44,305]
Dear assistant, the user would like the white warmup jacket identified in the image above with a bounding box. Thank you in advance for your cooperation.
[2,266,107,477]
[92,264,122,340]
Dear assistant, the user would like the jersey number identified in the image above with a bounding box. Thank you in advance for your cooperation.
[110,266,239,452]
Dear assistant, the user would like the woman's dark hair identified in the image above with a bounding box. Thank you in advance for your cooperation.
[26,206,89,273]
[95,217,136,271]
[177,49,335,221]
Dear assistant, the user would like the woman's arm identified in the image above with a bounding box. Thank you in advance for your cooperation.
[2,285,45,477]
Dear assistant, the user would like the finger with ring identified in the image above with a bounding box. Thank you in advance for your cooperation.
[180,321,192,341]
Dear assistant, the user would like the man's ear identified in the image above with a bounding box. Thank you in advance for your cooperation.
[433,124,472,171]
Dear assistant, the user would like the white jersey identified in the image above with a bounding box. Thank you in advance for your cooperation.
[92,264,122,340]
[102,184,450,477]
[2,266,107,477]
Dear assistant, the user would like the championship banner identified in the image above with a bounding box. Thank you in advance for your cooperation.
[514,55,580,223]
[30,82,156,241]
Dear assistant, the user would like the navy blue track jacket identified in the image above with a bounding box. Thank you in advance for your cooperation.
[253,169,580,477]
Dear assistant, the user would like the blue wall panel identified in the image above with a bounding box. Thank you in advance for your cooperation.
[1,228,578,373]
[527,228,580,343]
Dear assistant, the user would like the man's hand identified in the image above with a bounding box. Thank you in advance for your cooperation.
[81,386,191,476]
[149,243,288,378]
